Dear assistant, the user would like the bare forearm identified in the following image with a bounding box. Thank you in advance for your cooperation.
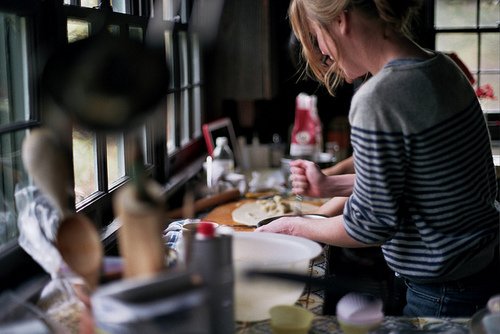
[291,216,369,248]
[322,156,354,175]
[315,197,348,216]
[320,174,355,197]
[256,214,369,248]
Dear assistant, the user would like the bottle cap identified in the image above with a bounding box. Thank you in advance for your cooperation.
[196,221,216,238]
[216,137,228,147]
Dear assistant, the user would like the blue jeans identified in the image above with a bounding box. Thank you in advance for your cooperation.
[403,253,500,317]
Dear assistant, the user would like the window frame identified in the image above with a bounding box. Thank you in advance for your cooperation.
[0,0,207,266]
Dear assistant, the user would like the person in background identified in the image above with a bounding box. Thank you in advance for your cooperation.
[256,0,500,317]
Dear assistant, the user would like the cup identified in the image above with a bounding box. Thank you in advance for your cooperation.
[269,305,314,334]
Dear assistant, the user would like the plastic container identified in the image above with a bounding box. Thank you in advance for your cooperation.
[269,305,314,334]
[336,293,383,334]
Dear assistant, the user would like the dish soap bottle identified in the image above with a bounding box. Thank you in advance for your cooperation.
[190,221,234,334]
[211,137,234,190]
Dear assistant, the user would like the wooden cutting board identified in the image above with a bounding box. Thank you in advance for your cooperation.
[203,198,323,231]
[203,199,256,230]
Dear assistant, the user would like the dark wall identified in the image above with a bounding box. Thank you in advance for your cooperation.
[204,0,355,149]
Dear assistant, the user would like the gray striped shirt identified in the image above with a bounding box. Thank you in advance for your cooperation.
[344,52,499,283]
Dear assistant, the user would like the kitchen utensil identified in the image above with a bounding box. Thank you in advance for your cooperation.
[244,269,390,298]
[232,232,321,321]
[257,214,328,227]
[22,128,103,290]
[294,194,303,214]
[42,3,169,132]
[56,214,103,290]
[114,179,167,279]
[91,271,210,334]
[165,188,241,219]
[231,200,320,227]
[21,128,72,218]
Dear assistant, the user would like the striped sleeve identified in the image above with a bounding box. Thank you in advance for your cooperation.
[344,98,498,281]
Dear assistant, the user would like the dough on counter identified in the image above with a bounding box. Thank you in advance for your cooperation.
[256,195,292,216]
[232,196,318,226]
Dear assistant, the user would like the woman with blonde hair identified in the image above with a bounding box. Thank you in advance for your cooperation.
[257,0,499,317]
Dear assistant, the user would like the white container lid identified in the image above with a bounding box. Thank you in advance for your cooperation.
[336,293,384,325]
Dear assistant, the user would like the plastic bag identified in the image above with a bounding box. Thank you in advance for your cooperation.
[15,185,62,276]
[37,278,93,334]
[15,185,93,333]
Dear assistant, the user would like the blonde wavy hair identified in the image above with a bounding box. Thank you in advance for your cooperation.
[289,0,423,95]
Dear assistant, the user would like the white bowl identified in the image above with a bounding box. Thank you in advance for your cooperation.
[232,232,322,322]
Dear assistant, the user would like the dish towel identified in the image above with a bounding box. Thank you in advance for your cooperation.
[163,219,195,251]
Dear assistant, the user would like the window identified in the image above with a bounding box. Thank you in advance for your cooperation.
[0,0,205,251]
[0,11,33,246]
[432,0,500,141]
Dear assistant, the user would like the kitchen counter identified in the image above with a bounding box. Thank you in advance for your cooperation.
[231,245,471,333]
[200,201,474,334]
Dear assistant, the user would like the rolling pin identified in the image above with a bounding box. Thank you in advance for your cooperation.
[165,188,241,219]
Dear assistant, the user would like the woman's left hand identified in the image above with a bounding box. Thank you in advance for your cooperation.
[254,216,304,235]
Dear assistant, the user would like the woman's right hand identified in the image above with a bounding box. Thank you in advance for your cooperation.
[289,159,326,197]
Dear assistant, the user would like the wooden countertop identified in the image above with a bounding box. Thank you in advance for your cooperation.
[203,199,256,231]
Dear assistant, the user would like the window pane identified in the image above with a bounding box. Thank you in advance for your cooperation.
[180,0,188,23]
[481,33,500,71]
[436,33,478,72]
[73,127,97,203]
[166,93,175,152]
[164,31,174,89]
[107,133,125,188]
[480,0,500,27]
[107,24,120,35]
[112,0,127,14]
[129,26,143,42]
[0,129,28,245]
[191,33,201,83]
[180,89,190,144]
[67,19,90,43]
[163,0,178,20]
[193,87,202,137]
[0,14,29,126]
[81,0,99,8]
[139,125,148,165]
[179,31,189,86]
[435,0,477,28]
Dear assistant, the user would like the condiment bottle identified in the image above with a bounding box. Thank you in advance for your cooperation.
[189,221,234,334]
